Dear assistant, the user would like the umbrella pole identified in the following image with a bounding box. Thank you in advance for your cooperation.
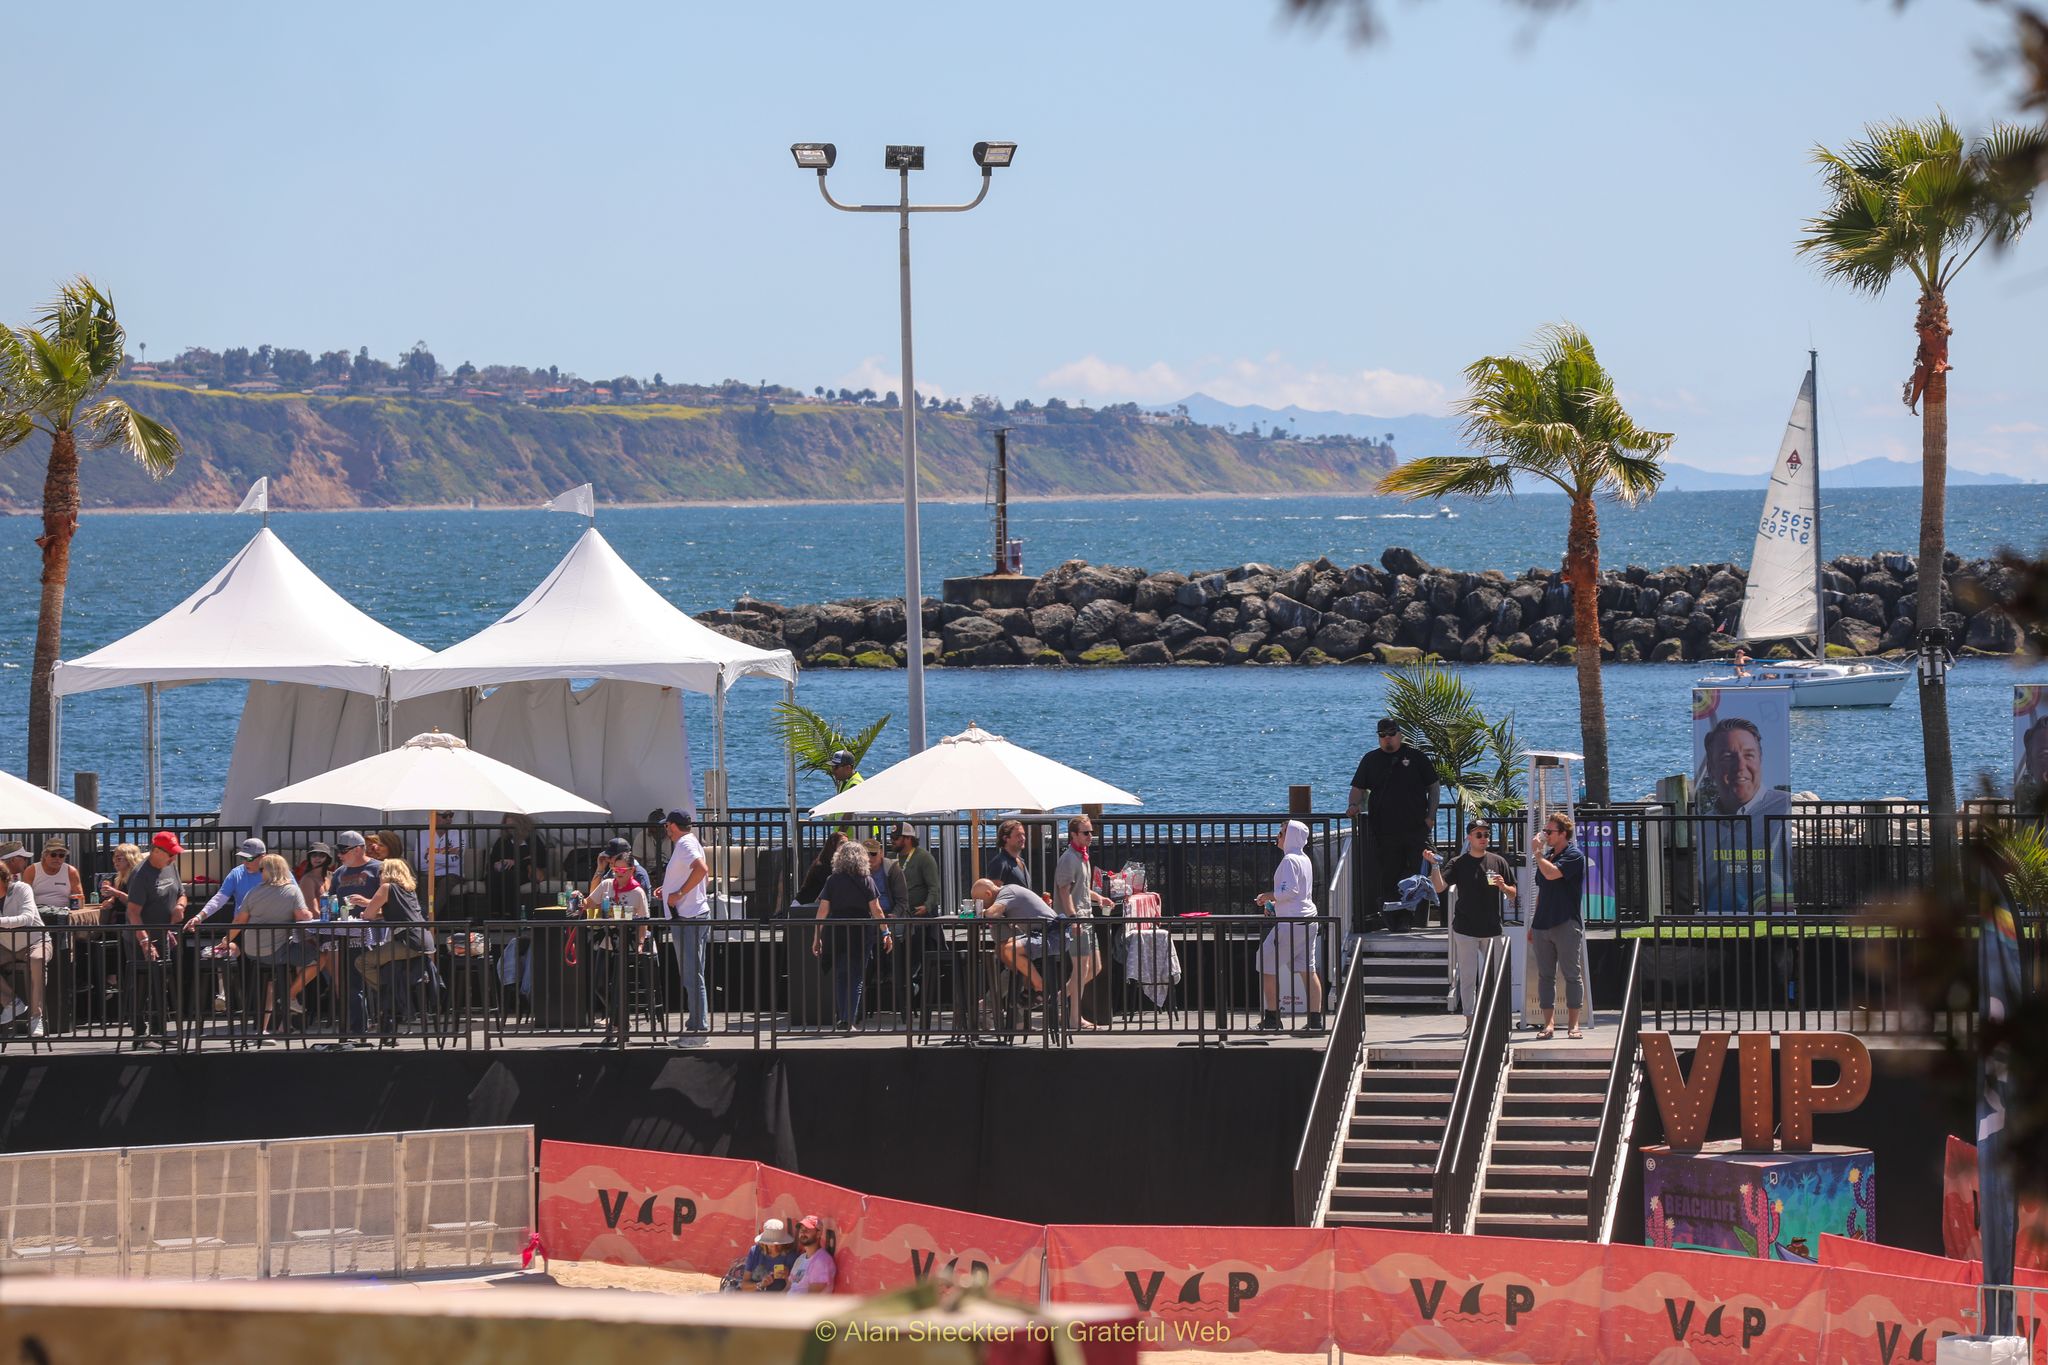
[427,809,438,922]
[971,810,980,884]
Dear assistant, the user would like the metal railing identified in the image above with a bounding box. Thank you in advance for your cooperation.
[1586,938,1644,1243]
[1432,936,1510,1235]
[0,1126,533,1280]
[1291,939,1368,1226]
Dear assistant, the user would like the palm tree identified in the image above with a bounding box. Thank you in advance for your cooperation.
[0,279,182,788]
[1380,662,1523,820]
[1797,113,2046,819]
[1378,325,1671,805]
[770,701,891,785]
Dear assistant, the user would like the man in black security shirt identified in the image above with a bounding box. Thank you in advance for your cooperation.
[1347,719,1438,923]
[1423,820,1515,1031]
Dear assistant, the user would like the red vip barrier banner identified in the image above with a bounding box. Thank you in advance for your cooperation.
[1820,1266,1976,1365]
[846,1195,1045,1301]
[1600,1242,1829,1364]
[1045,1224,1334,1354]
[536,1142,760,1273]
[1820,1234,1979,1285]
[756,1165,865,1267]
[1331,1227,1605,1363]
[1943,1136,2048,1272]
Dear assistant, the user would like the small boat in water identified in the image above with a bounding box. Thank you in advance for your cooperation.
[1697,353,1908,709]
[1436,505,1457,520]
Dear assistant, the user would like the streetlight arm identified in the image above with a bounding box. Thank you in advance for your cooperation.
[815,168,993,214]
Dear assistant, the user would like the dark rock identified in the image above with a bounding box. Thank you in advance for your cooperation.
[1387,574,1420,607]
[1830,555,1872,581]
[1069,564,1145,607]
[1228,628,1270,659]
[1460,586,1504,630]
[1234,595,1268,623]
[1966,608,2021,653]
[1421,574,1459,615]
[947,637,1022,667]
[1031,603,1076,648]
[1880,617,1917,652]
[1828,618,1884,655]
[1067,599,1130,650]
[1272,626,1313,658]
[1528,615,1563,647]
[1704,569,1745,599]
[1012,635,1044,658]
[1651,638,1687,663]
[1530,639,1560,663]
[1822,569,1856,596]
[1459,632,1490,663]
[1206,605,1241,634]
[1267,592,1323,634]
[1134,572,1188,615]
[1227,561,1280,582]
[1115,611,1163,648]
[922,597,944,631]
[1500,632,1536,659]
[816,603,867,640]
[735,596,786,619]
[1613,617,1658,653]
[1373,644,1424,665]
[1175,635,1232,664]
[1842,593,1888,627]
[1859,571,1903,608]
[1312,618,1372,660]
[1427,614,1465,658]
[1343,565,1385,596]
[1026,560,1089,609]
[1542,581,1572,618]
[938,601,977,625]
[1398,600,1434,647]
[1161,614,1208,650]
[1636,588,1661,619]
[1123,640,1172,665]
[1880,551,1916,578]
[803,639,848,667]
[1175,572,1230,610]
[1333,592,1389,622]
[1367,614,1401,646]
[865,602,906,642]
[1305,571,1344,612]
[782,607,820,651]
[1382,547,1435,578]
[941,616,1005,653]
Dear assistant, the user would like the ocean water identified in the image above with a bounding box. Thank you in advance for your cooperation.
[3,487,2045,817]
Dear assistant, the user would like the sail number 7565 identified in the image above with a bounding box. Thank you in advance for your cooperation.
[1759,508,1813,544]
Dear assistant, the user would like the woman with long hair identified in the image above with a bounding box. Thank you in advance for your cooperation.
[227,854,316,1034]
[97,842,145,924]
[809,840,892,1031]
[351,858,431,1045]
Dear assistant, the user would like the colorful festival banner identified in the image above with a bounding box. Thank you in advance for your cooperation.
[1600,1241,1829,1364]
[1694,686,1796,915]
[755,1165,865,1266]
[2015,685,2048,805]
[1580,817,1619,924]
[535,1142,760,1273]
[845,1195,1045,1301]
[1045,1224,1335,1354]
[1819,1267,1977,1365]
[1331,1227,1604,1363]
[1940,1135,2048,1273]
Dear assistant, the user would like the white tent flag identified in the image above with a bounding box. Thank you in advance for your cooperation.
[1736,372,1820,644]
[542,483,595,519]
[234,477,269,517]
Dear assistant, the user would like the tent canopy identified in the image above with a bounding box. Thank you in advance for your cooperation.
[388,527,796,701]
[51,528,432,697]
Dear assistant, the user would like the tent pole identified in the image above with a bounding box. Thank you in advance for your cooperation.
[427,808,438,922]
[143,682,159,825]
[713,681,727,816]
[378,667,393,752]
[784,680,798,909]
[971,809,981,884]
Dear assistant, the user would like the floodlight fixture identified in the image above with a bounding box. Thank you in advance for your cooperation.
[790,143,836,171]
[884,145,926,171]
[972,141,1017,169]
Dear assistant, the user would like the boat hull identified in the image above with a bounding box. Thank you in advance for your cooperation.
[1696,662,1908,709]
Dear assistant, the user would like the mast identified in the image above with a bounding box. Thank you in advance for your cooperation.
[1810,349,1823,662]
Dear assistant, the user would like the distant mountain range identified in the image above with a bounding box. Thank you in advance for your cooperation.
[1155,394,2030,490]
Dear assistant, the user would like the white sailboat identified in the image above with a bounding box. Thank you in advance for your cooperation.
[1698,353,1908,709]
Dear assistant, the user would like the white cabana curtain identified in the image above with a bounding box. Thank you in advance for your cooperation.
[219,679,692,830]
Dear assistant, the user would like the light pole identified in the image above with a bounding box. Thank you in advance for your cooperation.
[791,140,1017,754]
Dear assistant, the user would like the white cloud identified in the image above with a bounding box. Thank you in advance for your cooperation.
[830,356,944,401]
[1038,352,1452,417]
[1987,421,2045,437]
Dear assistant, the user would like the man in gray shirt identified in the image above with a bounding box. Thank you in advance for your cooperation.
[971,877,1063,998]
[1052,815,1112,1032]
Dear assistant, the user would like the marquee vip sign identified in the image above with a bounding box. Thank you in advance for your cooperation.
[1641,1031,1879,1263]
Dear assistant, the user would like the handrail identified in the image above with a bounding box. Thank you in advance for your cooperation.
[1291,939,1369,1226]
[1586,938,1645,1242]
[1432,937,1510,1233]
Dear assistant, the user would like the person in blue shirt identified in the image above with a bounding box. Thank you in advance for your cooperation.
[182,838,270,934]
[1527,812,1587,1040]
[724,1219,798,1292]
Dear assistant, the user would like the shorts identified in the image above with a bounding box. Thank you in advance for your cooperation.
[1017,924,1065,959]
[1065,921,1097,959]
[259,939,323,970]
[1258,920,1321,976]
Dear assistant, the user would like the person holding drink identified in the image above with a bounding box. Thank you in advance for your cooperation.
[1424,819,1515,1033]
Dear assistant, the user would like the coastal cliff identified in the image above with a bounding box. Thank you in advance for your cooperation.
[694,547,2032,667]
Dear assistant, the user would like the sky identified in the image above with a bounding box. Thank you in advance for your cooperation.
[3,0,2044,475]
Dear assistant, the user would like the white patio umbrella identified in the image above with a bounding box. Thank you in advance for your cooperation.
[807,723,1139,881]
[257,730,607,916]
[0,770,108,831]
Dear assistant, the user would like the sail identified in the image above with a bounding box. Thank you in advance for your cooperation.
[1736,372,1819,643]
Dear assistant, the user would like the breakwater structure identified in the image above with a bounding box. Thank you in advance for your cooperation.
[694,547,2032,668]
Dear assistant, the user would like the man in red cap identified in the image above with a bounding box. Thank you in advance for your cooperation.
[786,1215,836,1294]
[124,832,187,1048]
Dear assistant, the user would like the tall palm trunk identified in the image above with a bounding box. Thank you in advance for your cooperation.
[1914,288,1957,817]
[1566,492,1610,805]
[28,428,80,790]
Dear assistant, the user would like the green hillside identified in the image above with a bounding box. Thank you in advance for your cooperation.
[0,383,1397,510]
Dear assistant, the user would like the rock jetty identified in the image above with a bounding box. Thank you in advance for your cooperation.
[694,548,2029,669]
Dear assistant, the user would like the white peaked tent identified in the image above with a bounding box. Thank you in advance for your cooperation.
[50,528,435,820]
[389,526,800,819]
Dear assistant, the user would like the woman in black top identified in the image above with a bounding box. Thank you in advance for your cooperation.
[796,832,848,907]
[809,841,892,1030]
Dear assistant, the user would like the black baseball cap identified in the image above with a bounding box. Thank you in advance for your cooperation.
[829,749,856,768]
[604,837,633,858]
[665,809,694,829]
[1377,718,1400,736]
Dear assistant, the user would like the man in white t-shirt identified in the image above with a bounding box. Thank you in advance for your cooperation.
[662,809,712,1034]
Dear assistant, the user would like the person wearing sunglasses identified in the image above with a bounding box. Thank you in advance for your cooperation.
[1528,812,1587,1040]
[1424,820,1515,1033]
[1053,816,1113,1032]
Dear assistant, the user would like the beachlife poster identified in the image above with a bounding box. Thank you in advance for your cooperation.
[1694,687,1795,915]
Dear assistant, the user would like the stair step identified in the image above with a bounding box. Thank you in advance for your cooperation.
[1474,1213,1592,1239]
[1349,1116,1452,1132]
[1325,1211,1435,1229]
[1354,1095,1451,1112]
[1337,1161,1436,1176]
[1331,1187,1432,1206]
[1490,1140,1596,1157]
[1484,1169,1592,1190]
[1481,1188,1587,1207]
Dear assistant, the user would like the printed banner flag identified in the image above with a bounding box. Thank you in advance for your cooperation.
[1331,1227,1604,1363]
[1600,1241,1829,1364]
[845,1196,1045,1300]
[1819,1234,1979,1284]
[1580,817,1618,923]
[1694,686,1796,915]
[535,1142,759,1274]
[1046,1224,1335,1354]
[755,1166,864,1269]
[2015,685,2048,805]
[1819,1266,1976,1365]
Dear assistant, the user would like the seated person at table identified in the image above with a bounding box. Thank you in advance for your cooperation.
[430,817,462,882]
[351,858,432,1042]
[226,854,317,1032]
[184,838,268,933]
[0,858,50,1038]
[306,832,381,1035]
[970,877,1062,997]
[585,838,652,906]
[600,851,652,949]
[723,1219,798,1292]
[296,843,335,911]
[787,1216,836,1294]
[485,815,549,918]
[30,840,84,913]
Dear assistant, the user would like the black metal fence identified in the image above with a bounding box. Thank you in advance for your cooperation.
[0,911,1344,1054]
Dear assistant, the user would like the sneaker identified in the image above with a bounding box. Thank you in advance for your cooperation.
[0,1000,24,1026]
[1300,1015,1327,1035]
[1255,1012,1284,1033]
[28,1016,45,1039]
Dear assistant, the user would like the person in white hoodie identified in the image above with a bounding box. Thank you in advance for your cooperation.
[1253,820,1325,1034]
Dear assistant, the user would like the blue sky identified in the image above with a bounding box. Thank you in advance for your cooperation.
[3,0,2043,474]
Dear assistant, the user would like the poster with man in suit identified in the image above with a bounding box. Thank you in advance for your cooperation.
[1694,687,1794,916]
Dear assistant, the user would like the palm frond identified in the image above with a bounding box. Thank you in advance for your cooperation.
[1381,662,1524,817]
[771,701,891,776]
[1376,455,1522,500]
[82,399,181,474]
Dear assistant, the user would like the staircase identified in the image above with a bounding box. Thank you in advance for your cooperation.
[1357,932,1452,1011]
[1473,1047,1608,1238]
[1323,1049,1458,1229]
